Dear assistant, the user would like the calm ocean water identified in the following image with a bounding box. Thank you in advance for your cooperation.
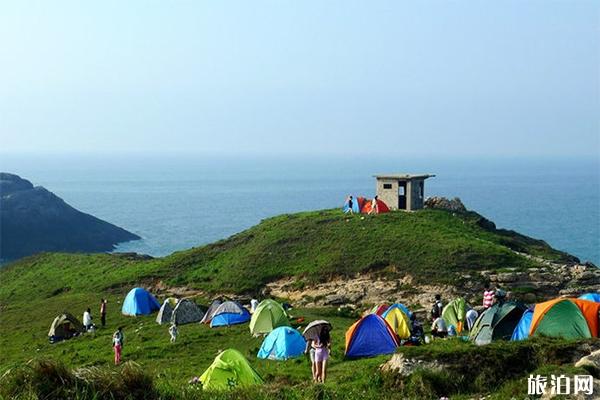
[1,154,598,264]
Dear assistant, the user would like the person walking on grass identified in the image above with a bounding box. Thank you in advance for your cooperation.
[345,195,354,214]
[112,327,124,365]
[100,299,107,327]
[368,196,379,215]
[312,330,331,383]
[305,338,317,382]
[169,322,178,343]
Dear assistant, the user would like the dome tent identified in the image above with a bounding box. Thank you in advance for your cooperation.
[442,298,468,334]
[381,304,411,339]
[511,308,533,341]
[258,326,306,360]
[200,349,263,391]
[360,199,390,214]
[156,297,178,325]
[122,287,160,316]
[528,298,600,340]
[469,301,527,345]
[48,312,86,343]
[210,301,251,328]
[172,298,204,325]
[342,197,360,213]
[201,299,222,324]
[345,314,399,358]
[369,304,389,316]
[579,293,600,303]
[249,299,290,336]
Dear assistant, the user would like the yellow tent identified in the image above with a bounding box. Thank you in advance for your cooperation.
[382,306,411,339]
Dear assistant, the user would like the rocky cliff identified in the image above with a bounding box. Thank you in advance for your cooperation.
[0,173,140,261]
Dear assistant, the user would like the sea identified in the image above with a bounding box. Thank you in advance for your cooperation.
[1,154,598,265]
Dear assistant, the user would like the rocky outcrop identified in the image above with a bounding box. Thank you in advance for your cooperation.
[380,353,445,376]
[424,196,467,213]
[0,173,140,261]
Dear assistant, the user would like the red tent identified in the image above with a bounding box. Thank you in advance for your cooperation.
[361,199,390,214]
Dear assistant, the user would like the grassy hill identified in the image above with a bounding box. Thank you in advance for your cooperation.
[0,208,588,399]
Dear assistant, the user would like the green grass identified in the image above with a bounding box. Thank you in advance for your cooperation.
[0,208,584,399]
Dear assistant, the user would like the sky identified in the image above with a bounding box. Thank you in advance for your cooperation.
[0,1,598,158]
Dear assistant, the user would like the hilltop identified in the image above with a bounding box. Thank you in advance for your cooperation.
[0,173,140,261]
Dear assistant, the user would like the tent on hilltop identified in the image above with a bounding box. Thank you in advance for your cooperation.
[210,301,251,328]
[48,312,86,343]
[122,287,160,316]
[528,298,600,340]
[360,199,390,214]
[249,299,290,336]
[345,314,399,358]
[381,304,411,339]
[469,301,527,345]
[200,349,263,391]
[172,298,204,325]
[258,326,306,360]
[156,298,178,325]
[442,298,468,334]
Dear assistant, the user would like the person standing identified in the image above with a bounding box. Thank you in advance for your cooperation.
[368,196,379,215]
[305,338,317,382]
[83,308,93,331]
[483,284,495,309]
[100,299,107,327]
[312,330,331,383]
[431,294,443,321]
[169,323,178,343]
[112,327,124,365]
[345,195,354,214]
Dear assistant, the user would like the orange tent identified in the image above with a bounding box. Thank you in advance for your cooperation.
[529,298,600,337]
[361,199,390,214]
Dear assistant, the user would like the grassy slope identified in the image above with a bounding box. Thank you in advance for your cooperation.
[0,208,583,399]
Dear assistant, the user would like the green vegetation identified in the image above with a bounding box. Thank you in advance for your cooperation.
[0,208,586,399]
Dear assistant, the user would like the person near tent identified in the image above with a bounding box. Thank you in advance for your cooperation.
[112,327,124,365]
[250,299,259,313]
[494,289,507,305]
[431,294,443,321]
[466,308,479,331]
[409,314,424,345]
[312,330,331,383]
[305,338,317,382]
[169,322,178,343]
[83,308,93,331]
[483,284,495,309]
[368,196,379,215]
[431,317,448,339]
[100,299,107,327]
[345,195,354,214]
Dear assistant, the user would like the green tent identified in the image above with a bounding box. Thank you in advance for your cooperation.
[534,300,592,339]
[249,299,290,336]
[442,298,467,333]
[470,301,526,345]
[200,349,263,391]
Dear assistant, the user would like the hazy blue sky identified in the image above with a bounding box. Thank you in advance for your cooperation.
[0,1,598,157]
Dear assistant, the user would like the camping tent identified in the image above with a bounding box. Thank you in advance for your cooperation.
[343,197,360,213]
[579,293,600,303]
[511,308,533,341]
[210,301,251,328]
[122,287,161,316]
[257,326,306,360]
[469,301,527,345]
[345,314,399,358]
[201,300,222,324]
[156,297,178,325]
[361,199,390,214]
[369,304,389,316]
[381,304,411,339]
[249,299,290,336]
[528,298,600,340]
[48,312,86,343]
[442,298,468,334]
[200,349,263,391]
[172,299,204,325]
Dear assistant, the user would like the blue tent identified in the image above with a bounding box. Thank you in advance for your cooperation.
[343,197,360,213]
[382,303,412,319]
[210,301,251,327]
[579,293,600,303]
[511,309,533,341]
[257,326,306,360]
[345,314,399,358]
[122,287,160,316]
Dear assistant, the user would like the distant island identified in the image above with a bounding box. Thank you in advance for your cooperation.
[0,173,140,262]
